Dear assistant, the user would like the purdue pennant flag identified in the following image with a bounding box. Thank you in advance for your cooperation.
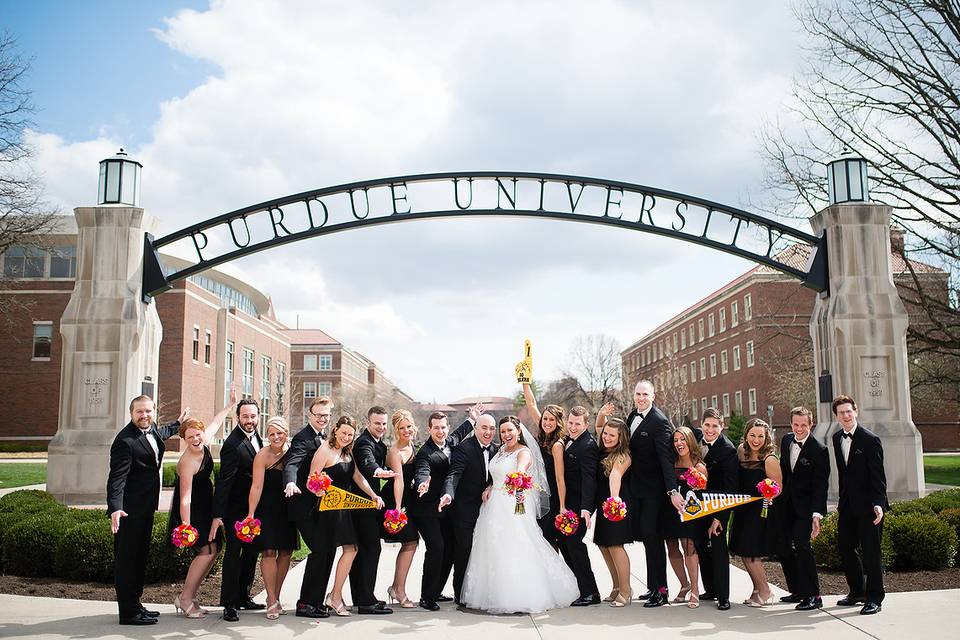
[318,485,378,511]
[679,491,762,522]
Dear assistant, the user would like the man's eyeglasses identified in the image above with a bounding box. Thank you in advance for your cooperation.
[310,412,331,420]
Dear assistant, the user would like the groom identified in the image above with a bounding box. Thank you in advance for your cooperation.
[439,413,497,606]
[560,406,600,606]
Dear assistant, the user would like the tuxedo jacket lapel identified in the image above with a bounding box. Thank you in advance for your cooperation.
[136,430,158,467]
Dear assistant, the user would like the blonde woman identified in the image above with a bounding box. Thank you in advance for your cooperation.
[663,426,707,608]
[381,410,420,608]
[593,418,633,607]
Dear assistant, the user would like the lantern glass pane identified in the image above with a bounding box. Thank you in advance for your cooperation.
[832,162,848,202]
[105,162,120,202]
[120,162,136,204]
[97,163,107,203]
[848,161,863,200]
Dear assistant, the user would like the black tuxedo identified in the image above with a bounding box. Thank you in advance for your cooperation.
[443,436,494,601]
[411,419,474,601]
[694,431,738,601]
[625,406,674,593]
[283,423,332,608]
[214,425,263,608]
[559,430,599,598]
[832,424,888,604]
[777,433,829,598]
[349,430,388,606]
[106,419,179,619]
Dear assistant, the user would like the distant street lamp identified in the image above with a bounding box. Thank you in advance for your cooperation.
[98,148,142,206]
[827,149,870,205]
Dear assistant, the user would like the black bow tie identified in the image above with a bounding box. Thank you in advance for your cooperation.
[840,432,852,440]
[703,441,713,449]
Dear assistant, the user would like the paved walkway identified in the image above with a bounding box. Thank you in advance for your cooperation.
[1,527,957,640]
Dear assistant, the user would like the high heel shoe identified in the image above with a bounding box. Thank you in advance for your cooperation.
[387,586,415,608]
[743,590,760,605]
[673,585,691,604]
[611,590,633,607]
[174,596,205,619]
[687,594,700,609]
[325,593,351,617]
[173,596,184,615]
[192,598,209,615]
[747,593,774,607]
[266,601,281,620]
[603,588,620,603]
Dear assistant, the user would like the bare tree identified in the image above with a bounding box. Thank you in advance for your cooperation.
[562,334,624,414]
[757,0,959,384]
[654,350,691,427]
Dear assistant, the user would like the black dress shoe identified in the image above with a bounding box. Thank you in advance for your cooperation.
[436,594,454,603]
[860,602,882,615]
[779,594,803,604]
[295,603,329,618]
[643,592,666,608]
[571,594,601,606]
[238,598,266,610]
[222,606,239,622]
[699,591,717,601]
[119,612,158,626]
[377,599,387,607]
[716,598,731,611]
[796,596,823,611]
[358,603,393,615]
[837,594,866,606]
[419,599,440,611]
[140,607,160,617]
[636,589,655,600]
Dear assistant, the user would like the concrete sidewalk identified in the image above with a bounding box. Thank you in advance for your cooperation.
[1,529,956,640]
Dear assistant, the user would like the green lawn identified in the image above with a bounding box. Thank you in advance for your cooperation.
[924,454,960,486]
[0,463,47,488]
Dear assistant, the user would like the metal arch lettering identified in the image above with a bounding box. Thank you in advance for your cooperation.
[142,171,829,299]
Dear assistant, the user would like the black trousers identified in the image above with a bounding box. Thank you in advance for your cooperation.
[294,516,336,608]
[451,516,478,601]
[114,513,153,618]
[634,495,667,592]
[778,510,820,598]
[418,514,454,601]
[695,517,730,600]
[348,510,382,606]
[219,515,261,607]
[559,514,599,597]
[838,507,885,604]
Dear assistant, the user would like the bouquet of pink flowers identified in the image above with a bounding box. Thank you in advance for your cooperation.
[756,478,781,518]
[554,510,580,536]
[681,467,707,490]
[602,496,628,522]
[234,516,261,543]
[383,509,408,535]
[504,471,534,515]
[171,523,198,549]
[307,470,332,496]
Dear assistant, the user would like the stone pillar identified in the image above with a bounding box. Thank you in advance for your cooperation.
[809,202,924,501]
[46,206,162,505]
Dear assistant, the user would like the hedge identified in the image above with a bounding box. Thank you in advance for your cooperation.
[54,519,115,582]
[919,488,960,514]
[941,508,960,562]
[811,512,894,571]
[885,512,957,570]
[0,489,60,514]
[890,500,935,516]
[2,510,79,577]
[163,462,221,487]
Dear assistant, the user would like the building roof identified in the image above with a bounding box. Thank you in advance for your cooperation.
[283,329,341,346]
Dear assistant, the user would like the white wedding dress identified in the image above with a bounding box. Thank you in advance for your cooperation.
[461,447,579,613]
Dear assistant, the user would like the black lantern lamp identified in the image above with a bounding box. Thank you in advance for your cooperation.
[97,148,142,206]
[827,149,870,205]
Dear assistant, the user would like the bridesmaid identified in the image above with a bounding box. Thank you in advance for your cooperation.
[309,415,384,616]
[663,426,707,609]
[168,388,237,618]
[593,418,633,607]
[730,418,782,606]
[246,416,300,620]
[521,382,567,549]
[381,409,420,608]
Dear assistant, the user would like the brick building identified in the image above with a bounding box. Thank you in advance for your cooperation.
[621,239,959,451]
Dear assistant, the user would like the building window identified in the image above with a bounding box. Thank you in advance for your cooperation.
[746,340,755,367]
[721,350,728,375]
[319,382,332,396]
[731,301,739,327]
[49,246,77,278]
[680,367,687,385]
[303,382,317,398]
[735,390,743,413]
[4,245,45,278]
[708,313,715,337]
[659,340,664,359]
[722,393,730,417]
[319,354,333,370]
[748,388,757,415]
[689,324,695,345]
[680,331,686,350]
[733,345,742,371]
[260,356,272,427]
[744,293,753,321]
[709,354,717,377]
[225,341,235,406]
[698,319,705,341]
[699,357,706,381]
[204,330,212,365]
[192,327,200,362]
[242,348,255,398]
[691,398,699,420]
[276,361,286,412]
[701,396,708,413]
[689,362,696,382]
[673,333,678,353]
[646,347,651,364]
[640,350,645,367]
[32,322,53,359]
[303,354,318,370]
[711,395,718,411]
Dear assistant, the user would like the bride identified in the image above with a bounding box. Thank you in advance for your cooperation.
[461,415,579,613]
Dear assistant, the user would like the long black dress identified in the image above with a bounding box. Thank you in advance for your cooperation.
[316,456,358,550]
[255,451,300,551]
[536,441,562,546]
[730,457,777,558]
[167,446,221,550]
[380,453,419,544]
[592,453,633,547]
[661,467,705,543]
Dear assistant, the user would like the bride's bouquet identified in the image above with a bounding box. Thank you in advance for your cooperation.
[504,471,534,515]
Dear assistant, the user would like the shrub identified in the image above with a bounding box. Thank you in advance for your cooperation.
[0,489,61,514]
[163,462,220,487]
[2,510,77,576]
[54,519,115,582]
[813,511,894,570]
[941,508,960,562]
[890,500,934,516]
[144,513,194,582]
[726,411,746,447]
[920,488,960,514]
[885,512,956,570]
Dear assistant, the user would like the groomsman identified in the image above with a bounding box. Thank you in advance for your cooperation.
[777,406,829,610]
[212,398,265,621]
[831,395,888,615]
[107,395,185,625]
[560,406,601,606]
[694,407,738,610]
[283,396,334,619]
[622,380,677,608]
[413,405,481,611]
[439,413,497,606]
[350,406,396,614]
